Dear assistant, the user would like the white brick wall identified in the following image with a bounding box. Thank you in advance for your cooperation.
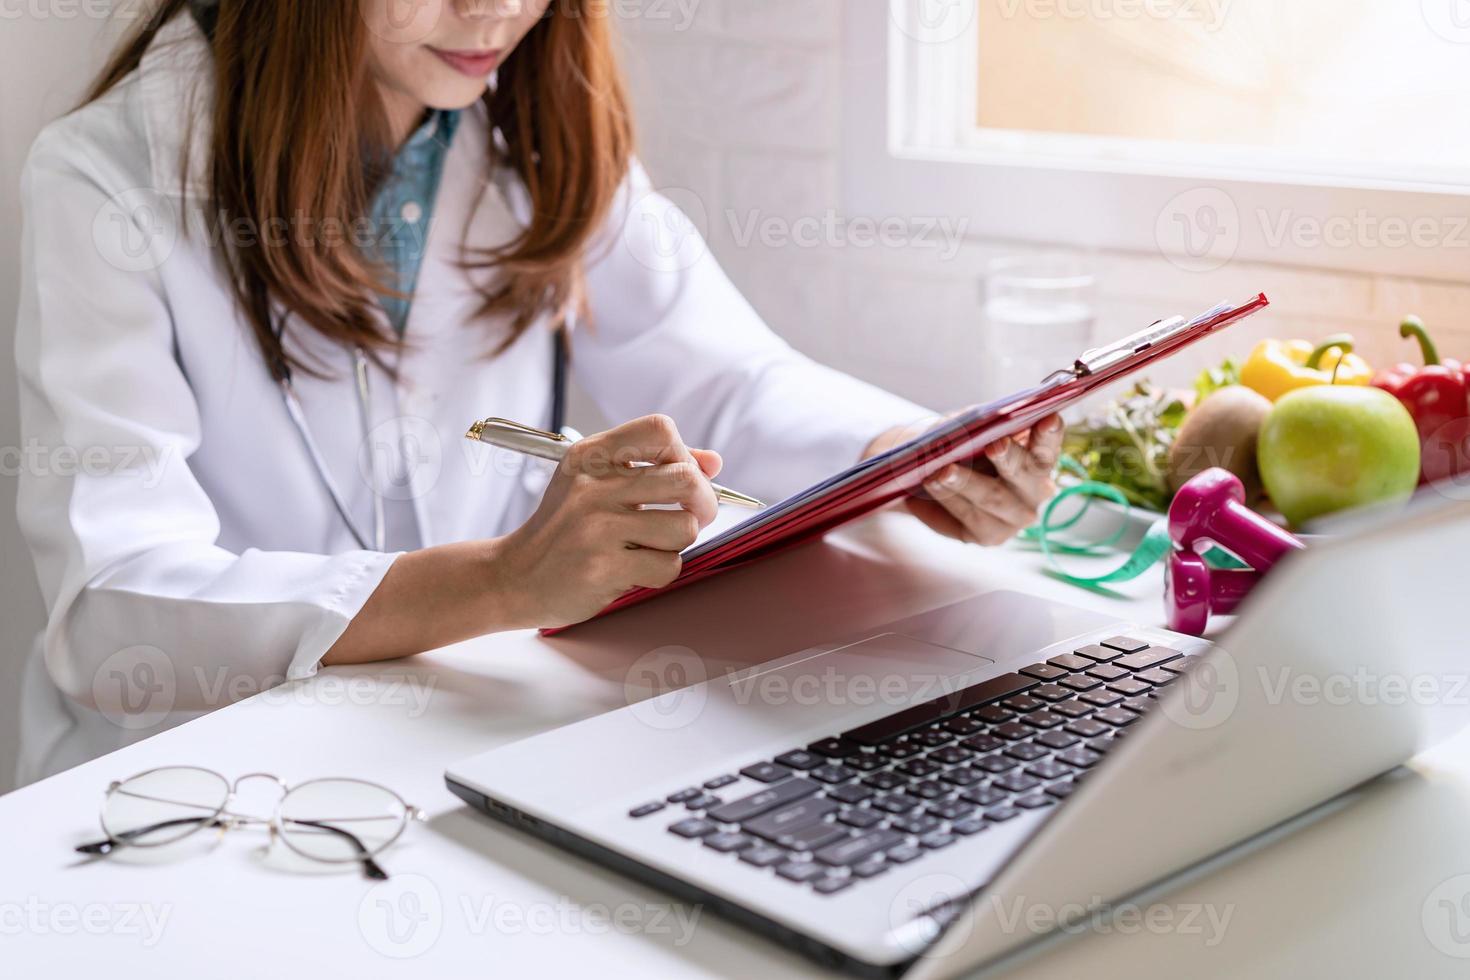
[616,0,1470,412]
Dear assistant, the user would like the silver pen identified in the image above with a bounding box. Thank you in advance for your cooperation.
[466,417,766,510]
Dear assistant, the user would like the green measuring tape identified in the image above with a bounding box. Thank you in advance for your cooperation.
[1018,458,1246,591]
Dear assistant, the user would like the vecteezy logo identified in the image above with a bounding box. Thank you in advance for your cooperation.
[359,415,443,502]
[358,873,443,958]
[1423,0,1470,44]
[92,645,177,730]
[622,187,709,273]
[888,872,976,959]
[1423,874,1470,957]
[92,188,178,274]
[1424,417,1470,501]
[363,0,444,44]
[624,646,709,731]
[893,0,975,45]
[1159,649,1240,731]
[1155,187,1241,274]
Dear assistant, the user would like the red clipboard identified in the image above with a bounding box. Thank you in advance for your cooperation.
[545,294,1269,635]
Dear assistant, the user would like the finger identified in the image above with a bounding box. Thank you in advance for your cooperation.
[589,414,689,466]
[689,448,723,479]
[903,497,971,543]
[611,461,719,526]
[923,471,1021,547]
[621,509,703,552]
[985,439,1054,510]
[1027,415,1065,470]
[621,548,684,591]
[938,465,1038,529]
[936,494,1017,548]
[985,437,1027,483]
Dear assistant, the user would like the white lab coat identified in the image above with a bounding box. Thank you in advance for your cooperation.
[12,15,929,784]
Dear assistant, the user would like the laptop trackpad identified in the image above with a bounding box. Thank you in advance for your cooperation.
[719,632,997,736]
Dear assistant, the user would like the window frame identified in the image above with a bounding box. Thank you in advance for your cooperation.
[841,1,1470,282]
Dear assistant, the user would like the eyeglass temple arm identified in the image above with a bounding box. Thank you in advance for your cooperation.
[284,818,390,880]
[77,815,391,880]
[75,816,225,855]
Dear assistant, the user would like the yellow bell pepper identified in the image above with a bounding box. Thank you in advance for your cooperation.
[1239,334,1373,402]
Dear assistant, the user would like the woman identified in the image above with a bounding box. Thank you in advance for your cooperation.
[14,0,1061,781]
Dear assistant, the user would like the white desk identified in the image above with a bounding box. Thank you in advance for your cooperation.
[4,511,1470,978]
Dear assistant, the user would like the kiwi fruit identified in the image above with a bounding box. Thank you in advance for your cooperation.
[1168,385,1272,503]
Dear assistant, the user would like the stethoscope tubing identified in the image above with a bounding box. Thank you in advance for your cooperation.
[277,331,568,553]
[278,357,382,553]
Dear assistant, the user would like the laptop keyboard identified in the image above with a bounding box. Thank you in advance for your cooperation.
[628,636,1193,897]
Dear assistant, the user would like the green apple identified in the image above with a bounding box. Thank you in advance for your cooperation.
[1257,385,1421,529]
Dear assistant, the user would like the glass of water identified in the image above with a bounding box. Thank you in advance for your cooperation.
[981,256,1097,397]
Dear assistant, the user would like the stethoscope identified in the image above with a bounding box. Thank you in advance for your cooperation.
[275,329,569,553]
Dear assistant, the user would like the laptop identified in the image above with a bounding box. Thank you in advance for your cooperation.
[446,490,1468,977]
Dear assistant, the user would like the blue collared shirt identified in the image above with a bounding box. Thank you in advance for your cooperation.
[370,109,460,335]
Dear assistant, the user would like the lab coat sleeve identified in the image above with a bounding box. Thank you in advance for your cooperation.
[573,163,935,503]
[13,125,399,714]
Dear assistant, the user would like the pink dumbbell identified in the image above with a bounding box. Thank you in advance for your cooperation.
[1168,468,1305,569]
[1165,551,1262,636]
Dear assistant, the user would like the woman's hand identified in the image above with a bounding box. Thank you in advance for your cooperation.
[489,414,722,629]
[324,415,721,665]
[866,413,1065,547]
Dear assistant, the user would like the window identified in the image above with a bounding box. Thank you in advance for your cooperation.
[965,0,1470,187]
[842,1,1470,281]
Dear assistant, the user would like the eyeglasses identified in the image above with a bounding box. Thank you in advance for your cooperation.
[75,766,424,880]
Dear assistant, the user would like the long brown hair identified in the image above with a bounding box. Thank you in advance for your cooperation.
[86,0,633,379]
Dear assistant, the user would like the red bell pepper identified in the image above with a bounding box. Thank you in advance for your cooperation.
[1373,317,1470,485]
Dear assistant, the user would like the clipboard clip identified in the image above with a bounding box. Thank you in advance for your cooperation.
[1042,314,1190,384]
